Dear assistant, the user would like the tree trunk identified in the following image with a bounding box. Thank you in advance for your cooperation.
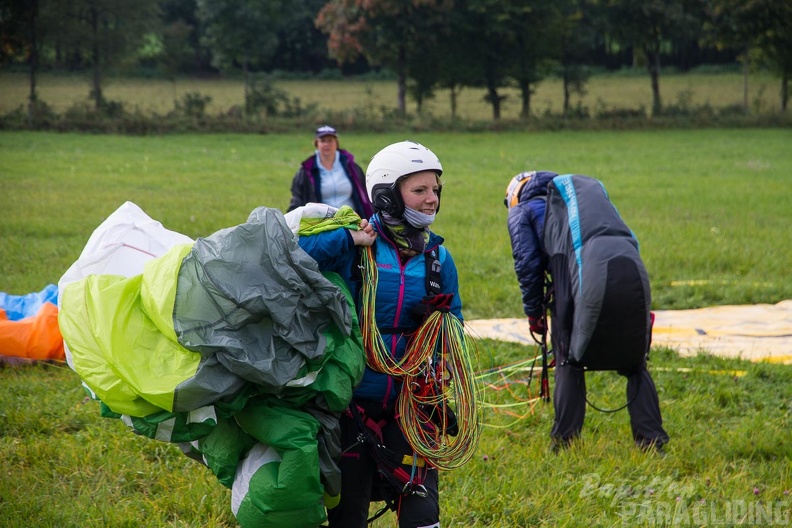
[782,74,789,112]
[449,85,458,120]
[90,6,103,111]
[646,45,662,116]
[742,44,749,113]
[487,84,501,120]
[397,72,407,117]
[563,70,570,116]
[243,60,250,116]
[27,0,39,126]
[519,79,531,120]
[396,45,406,117]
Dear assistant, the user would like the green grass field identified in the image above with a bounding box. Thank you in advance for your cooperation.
[1,128,792,527]
[3,345,792,527]
[2,128,791,318]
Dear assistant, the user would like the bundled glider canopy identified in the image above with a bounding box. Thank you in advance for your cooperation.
[58,201,365,528]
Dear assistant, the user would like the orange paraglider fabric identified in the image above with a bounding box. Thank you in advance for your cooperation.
[0,302,65,361]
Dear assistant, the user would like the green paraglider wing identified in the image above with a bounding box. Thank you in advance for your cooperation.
[59,205,365,528]
[60,243,197,416]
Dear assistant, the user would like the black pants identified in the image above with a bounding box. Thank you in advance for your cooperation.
[326,400,440,528]
[550,357,669,447]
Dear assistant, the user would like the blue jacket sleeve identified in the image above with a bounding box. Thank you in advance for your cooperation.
[297,228,356,276]
[507,200,547,319]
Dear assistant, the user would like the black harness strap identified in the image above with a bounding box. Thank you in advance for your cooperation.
[346,405,427,499]
[425,248,441,295]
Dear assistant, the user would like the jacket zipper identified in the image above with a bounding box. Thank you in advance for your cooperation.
[375,220,410,408]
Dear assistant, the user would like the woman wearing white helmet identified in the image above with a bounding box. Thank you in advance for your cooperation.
[298,140,463,528]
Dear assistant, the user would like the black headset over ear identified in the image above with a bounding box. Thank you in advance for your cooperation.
[372,183,404,218]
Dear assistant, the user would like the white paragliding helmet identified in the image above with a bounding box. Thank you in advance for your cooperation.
[366,140,443,218]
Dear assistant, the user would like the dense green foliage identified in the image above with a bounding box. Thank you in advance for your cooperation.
[2,0,791,118]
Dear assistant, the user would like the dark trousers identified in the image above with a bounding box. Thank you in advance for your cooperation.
[326,401,440,528]
[550,358,669,447]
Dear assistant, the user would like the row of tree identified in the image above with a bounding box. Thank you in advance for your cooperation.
[1,0,790,120]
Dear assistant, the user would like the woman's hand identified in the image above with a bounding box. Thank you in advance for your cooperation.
[350,219,377,247]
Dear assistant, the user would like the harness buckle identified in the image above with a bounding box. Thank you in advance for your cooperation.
[402,482,428,497]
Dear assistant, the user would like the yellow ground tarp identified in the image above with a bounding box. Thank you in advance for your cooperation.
[465,300,792,364]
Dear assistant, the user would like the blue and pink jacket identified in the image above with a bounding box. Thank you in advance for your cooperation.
[298,214,462,405]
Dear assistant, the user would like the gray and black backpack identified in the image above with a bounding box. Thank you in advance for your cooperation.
[543,174,652,372]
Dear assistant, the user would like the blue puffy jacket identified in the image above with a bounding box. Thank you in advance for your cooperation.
[298,213,463,405]
[506,171,558,319]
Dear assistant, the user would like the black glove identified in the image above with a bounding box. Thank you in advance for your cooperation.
[411,293,454,322]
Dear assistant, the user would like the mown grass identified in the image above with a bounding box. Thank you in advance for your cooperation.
[0,361,237,527]
[2,129,791,318]
[1,128,792,526]
[2,344,791,527]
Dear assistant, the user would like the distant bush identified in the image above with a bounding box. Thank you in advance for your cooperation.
[4,99,60,127]
[99,99,125,118]
[244,76,318,120]
[656,89,717,120]
[315,68,344,81]
[174,92,212,119]
[718,103,748,117]
[595,98,647,119]
[690,63,743,75]
[564,102,591,120]
[1,90,789,135]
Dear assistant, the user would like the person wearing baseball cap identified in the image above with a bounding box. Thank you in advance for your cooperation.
[287,125,373,218]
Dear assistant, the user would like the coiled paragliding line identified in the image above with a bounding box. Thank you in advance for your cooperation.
[357,246,482,466]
